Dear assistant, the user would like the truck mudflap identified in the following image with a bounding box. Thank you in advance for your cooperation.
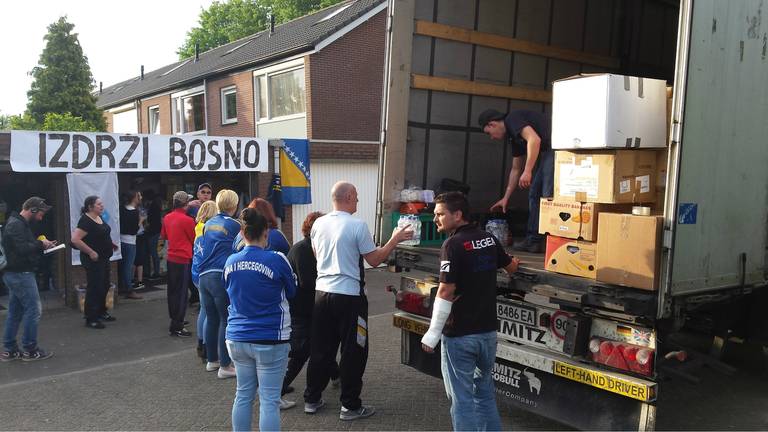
[393,312,657,431]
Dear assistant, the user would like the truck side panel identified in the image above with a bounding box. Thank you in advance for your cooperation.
[669,0,768,295]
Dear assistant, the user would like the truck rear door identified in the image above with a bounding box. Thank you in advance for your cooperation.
[663,0,768,304]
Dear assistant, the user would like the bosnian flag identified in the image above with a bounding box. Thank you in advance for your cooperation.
[279,139,311,204]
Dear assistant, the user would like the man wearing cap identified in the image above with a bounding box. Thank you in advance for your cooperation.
[478,108,554,253]
[161,191,196,337]
[187,183,213,219]
[1,197,57,362]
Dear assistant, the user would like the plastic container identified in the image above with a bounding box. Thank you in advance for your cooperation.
[485,219,510,246]
[398,214,422,246]
[391,212,447,246]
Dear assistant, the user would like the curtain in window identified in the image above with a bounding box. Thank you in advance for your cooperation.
[269,69,305,118]
[183,94,206,132]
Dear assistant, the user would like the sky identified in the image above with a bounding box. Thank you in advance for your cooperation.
[1,0,216,116]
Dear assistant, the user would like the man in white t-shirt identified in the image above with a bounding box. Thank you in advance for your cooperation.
[303,181,412,420]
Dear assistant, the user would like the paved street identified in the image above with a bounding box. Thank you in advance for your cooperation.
[0,269,766,430]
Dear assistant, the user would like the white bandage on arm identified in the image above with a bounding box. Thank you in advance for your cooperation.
[421,297,453,349]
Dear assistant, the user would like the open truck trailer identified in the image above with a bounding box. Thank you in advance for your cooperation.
[375,0,768,430]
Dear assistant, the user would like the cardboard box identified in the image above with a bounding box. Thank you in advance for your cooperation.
[538,199,632,241]
[596,213,663,290]
[554,150,657,204]
[552,74,668,149]
[545,236,597,279]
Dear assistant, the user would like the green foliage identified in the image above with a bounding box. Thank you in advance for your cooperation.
[8,112,97,132]
[26,16,105,131]
[177,0,345,59]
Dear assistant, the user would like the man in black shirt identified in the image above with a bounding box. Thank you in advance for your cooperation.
[421,192,519,431]
[479,108,554,253]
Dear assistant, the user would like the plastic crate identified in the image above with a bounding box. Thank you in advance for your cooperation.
[391,212,447,246]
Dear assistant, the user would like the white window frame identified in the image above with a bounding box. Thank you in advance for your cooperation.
[253,58,306,124]
[171,85,207,135]
[147,105,160,134]
[220,85,238,125]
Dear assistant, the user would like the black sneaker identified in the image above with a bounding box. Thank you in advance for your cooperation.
[339,405,376,421]
[132,281,145,290]
[86,320,106,329]
[99,313,117,322]
[512,239,545,254]
[0,350,21,362]
[170,328,192,337]
[22,348,54,362]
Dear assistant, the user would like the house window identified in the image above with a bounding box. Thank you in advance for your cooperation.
[171,88,206,134]
[254,62,306,121]
[221,86,237,124]
[148,105,160,134]
[269,68,305,118]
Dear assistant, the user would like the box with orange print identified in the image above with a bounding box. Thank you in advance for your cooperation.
[538,199,631,242]
[544,236,598,279]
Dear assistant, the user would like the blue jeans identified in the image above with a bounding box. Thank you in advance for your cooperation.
[527,150,555,243]
[118,242,137,293]
[195,283,207,344]
[440,331,501,431]
[200,272,231,366]
[2,272,42,352]
[145,233,160,276]
[227,341,290,432]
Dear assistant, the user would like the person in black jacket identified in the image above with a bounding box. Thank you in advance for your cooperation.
[142,189,163,280]
[281,212,340,396]
[1,197,56,362]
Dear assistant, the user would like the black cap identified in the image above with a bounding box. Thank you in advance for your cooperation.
[478,109,506,128]
[197,182,212,192]
[23,196,52,213]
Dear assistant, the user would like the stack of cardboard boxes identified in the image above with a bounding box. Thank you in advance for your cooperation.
[540,74,669,291]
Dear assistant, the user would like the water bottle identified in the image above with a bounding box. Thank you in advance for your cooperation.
[398,214,421,246]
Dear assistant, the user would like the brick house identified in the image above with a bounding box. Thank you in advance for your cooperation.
[97,0,387,243]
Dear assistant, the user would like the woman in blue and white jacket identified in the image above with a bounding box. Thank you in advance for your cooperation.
[225,208,296,432]
[197,190,240,379]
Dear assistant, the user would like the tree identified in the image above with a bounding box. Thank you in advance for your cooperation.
[0,113,10,130]
[26,16,105,131]
[177,0,344,59]
[8,112,97,132]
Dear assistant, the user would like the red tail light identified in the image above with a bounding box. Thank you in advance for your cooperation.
[589,337,654,376]
[395,291,432,317]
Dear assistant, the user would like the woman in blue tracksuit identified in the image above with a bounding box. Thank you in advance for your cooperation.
[197,189,240,379]
[225,208,296,432]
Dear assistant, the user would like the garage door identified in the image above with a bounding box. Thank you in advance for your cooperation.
[291,161,379,246]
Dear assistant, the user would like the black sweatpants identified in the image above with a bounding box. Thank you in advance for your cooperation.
[284,318,339,392]
[166,261,190,332]
[82,256,110,323]
[304,292,368,410]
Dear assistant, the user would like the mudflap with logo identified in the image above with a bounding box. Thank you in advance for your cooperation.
[494,357,655,431]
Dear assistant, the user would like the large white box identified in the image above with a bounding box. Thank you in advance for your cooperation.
[552,74,668,150]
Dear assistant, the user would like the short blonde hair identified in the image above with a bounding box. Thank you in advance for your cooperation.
[215,189,239,214]
[196,200,219,223]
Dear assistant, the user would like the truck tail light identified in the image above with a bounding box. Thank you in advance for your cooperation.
[589,337,654,377]
[395,291,432,317]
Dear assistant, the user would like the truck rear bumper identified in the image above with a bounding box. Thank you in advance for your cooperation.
[393,312,657,431]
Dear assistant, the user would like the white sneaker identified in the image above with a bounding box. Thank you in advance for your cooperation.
[206,361,220,371]
[217,365,237,379]
[279,398,297,410]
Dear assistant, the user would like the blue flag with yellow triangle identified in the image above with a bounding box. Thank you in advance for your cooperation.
[279,139,311,204]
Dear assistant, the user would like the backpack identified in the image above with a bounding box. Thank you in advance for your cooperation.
[0,225,7,271]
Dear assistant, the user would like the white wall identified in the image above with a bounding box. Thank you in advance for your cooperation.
[291,161,379,245]
[111,109,138,133]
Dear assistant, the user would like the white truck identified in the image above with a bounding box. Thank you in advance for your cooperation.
[375,0,768,430]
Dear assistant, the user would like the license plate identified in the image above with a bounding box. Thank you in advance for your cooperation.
[496,300,573,353]
[393,314,430,335]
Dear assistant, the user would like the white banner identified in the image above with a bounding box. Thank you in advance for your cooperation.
[66,173,121,265]
[10,130,268,172]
